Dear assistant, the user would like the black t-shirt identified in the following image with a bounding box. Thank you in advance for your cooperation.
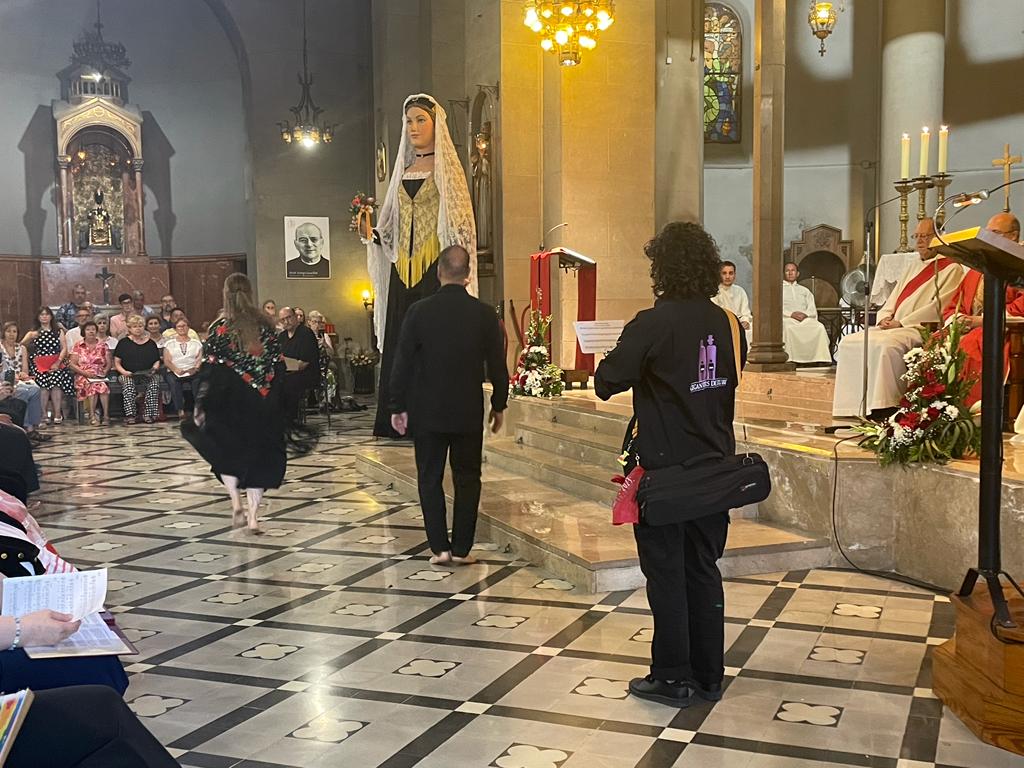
[595,297,747,470]
[114,337,161,374]
[278,325,319,386]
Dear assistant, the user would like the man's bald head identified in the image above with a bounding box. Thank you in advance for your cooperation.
[987,212,1021,242]
[438,245,471,285]
[913,217,938,260]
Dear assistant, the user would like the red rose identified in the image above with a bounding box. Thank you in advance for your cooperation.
[258,387,269,396]
[899,396,912,409]
[241,372,253,383]
[927,407,939,420]
[898,412,921,429]
[216,325,227,336]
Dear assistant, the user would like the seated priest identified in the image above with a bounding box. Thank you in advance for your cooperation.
[832,218,964,417]
[782,261,832,365]
[712,261,752,344]
[944,213,1023,408]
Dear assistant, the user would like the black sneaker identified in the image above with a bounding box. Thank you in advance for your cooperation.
[628,676,694,708]
[690,680,723,701]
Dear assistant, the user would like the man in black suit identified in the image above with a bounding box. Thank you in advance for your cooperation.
[390,245,509,566]
[278,306,320,421]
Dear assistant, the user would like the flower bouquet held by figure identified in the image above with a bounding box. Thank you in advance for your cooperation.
[856,320,981,466]
[348,192,376,236]
[511,297,564,399]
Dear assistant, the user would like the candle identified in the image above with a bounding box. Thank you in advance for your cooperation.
[900,133,911,179]
[919,126,930,177]
[938,125,949,174]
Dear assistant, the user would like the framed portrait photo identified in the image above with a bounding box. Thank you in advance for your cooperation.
[284,216,331,279]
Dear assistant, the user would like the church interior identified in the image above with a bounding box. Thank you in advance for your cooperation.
[1,0,1024,766]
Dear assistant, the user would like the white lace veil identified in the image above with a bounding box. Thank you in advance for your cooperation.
[367,93,477,352]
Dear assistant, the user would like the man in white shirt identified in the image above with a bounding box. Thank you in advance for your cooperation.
[832,218,964,417]
[711,261,752,344]
[64,305,94,354]
[782,262,832,365]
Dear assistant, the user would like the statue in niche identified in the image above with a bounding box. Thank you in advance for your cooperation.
[80,187,120,251]
[470,123,492,252]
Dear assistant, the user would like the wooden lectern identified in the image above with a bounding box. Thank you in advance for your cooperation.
[930,227,1024,755]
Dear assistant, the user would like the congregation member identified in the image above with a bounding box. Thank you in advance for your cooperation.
[22,307,71,424]
[55,284,87,331]
[113,315,161,425]
[157,293,176,330]
[160,308,200,340]
[262,299,278,325]
[278,306,319,420]
[389,246,508,565]
[63,305,93,354]
[782,261,832,365]
[163,317,203,419]
[944,213,1024,408]
[0,418,39,498]
[833,218,963,417]
[108,293,135,339]
[68,321,111,426]
[595,221,744,709]
[132,289,155,318]
[94,314,118,352]
[711,260,752,344]
[183,274,312,534]
[0,322,43,436]
[294,307,306,326]
[145,315,165,348]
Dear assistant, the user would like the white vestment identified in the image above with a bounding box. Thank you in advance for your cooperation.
[832,256,964,416]
[712,284,752,344]
[782,281,832,364]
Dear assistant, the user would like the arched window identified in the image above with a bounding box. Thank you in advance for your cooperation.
[704,3,742,144]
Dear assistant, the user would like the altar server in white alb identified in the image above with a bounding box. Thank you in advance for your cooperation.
[832,218,963,417]
[782,262,832,365]
[712,261,752,344]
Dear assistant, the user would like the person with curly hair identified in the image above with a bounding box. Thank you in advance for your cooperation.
[594,221,746,709]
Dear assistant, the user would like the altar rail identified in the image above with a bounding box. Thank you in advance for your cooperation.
[0,253,245,333]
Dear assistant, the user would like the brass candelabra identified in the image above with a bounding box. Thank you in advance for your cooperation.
[893,172,954,250]
[894,179,914,252]
[932,172,952,228]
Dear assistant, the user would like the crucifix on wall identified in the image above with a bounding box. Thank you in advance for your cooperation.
[94,266,117,305]
[992,143,1022,213]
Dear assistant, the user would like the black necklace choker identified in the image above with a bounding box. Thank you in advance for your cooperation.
[415,151,435,158]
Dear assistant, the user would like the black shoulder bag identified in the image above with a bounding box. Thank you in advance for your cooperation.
[634,308,771,525]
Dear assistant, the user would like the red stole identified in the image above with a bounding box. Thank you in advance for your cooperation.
[892,257,955,315]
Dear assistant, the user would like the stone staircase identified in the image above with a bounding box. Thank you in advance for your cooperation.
[357,394,832,593]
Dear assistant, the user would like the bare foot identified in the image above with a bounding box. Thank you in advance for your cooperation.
[429,551,452,565]
[451,554,477,566]
[232,508,245,529]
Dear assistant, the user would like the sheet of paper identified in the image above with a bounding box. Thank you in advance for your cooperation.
[24,612,131,658]
[0,569,107,621]
[574,320,626,355]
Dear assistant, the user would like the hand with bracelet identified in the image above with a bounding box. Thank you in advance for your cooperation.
[3,610,80,650]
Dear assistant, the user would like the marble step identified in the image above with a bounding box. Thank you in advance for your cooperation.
[355,445,833,592]
[486,437,618,505]
[515,421,622,468]
[507,396,630,439]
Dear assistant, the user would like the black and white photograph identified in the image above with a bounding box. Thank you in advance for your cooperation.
[284,215,330,279]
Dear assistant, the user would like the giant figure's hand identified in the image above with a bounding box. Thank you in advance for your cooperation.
[391,412,408,436]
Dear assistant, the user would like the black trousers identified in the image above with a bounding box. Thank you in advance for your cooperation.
[633,511,729,685]
[413,430,483,556]
[8,685,179,768]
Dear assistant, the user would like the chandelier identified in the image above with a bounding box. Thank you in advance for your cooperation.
[523,2,615,67]
[807,2,841,57]
[279,0,333,148]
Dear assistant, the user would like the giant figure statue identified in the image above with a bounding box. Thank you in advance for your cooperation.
[365,93,477,437]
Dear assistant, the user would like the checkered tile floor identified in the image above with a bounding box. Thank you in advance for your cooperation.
[27,409,1024,768]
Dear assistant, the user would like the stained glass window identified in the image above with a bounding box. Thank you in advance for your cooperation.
[704,3,742,144]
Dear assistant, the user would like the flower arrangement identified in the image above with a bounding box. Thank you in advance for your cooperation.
[511,297,564,399]
[856,320,981,466]
[348,192,376,234]
[347,348,378,369]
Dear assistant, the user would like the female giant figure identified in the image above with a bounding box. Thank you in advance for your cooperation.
[365,94,476,437]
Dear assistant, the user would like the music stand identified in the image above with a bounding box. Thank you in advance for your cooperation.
[931,226,1024,627]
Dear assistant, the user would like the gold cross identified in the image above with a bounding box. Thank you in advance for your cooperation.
[992,143,1022,213]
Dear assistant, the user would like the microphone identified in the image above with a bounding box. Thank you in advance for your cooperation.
[951,189,990,208]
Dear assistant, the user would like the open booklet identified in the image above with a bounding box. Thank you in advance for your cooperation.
[0,689,32,767]
[0,570,135,659]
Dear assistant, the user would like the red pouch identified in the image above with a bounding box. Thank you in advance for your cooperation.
[610,466,644,526]
[34,354,60,373]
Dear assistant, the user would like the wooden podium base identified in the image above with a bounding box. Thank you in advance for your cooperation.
[933,585,1024,755]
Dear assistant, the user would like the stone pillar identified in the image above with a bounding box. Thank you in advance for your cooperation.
[879,1,945,252]
[133,159,147,258]
[57,155,71,256]
[747,0,790,369]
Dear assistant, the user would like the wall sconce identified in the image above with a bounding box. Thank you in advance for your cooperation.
[361,289,374,311]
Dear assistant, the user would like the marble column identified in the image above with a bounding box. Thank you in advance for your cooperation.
[747,0,791,369]
[133,159,147,258]
[57,155,71,256]
[879,1,945,252]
